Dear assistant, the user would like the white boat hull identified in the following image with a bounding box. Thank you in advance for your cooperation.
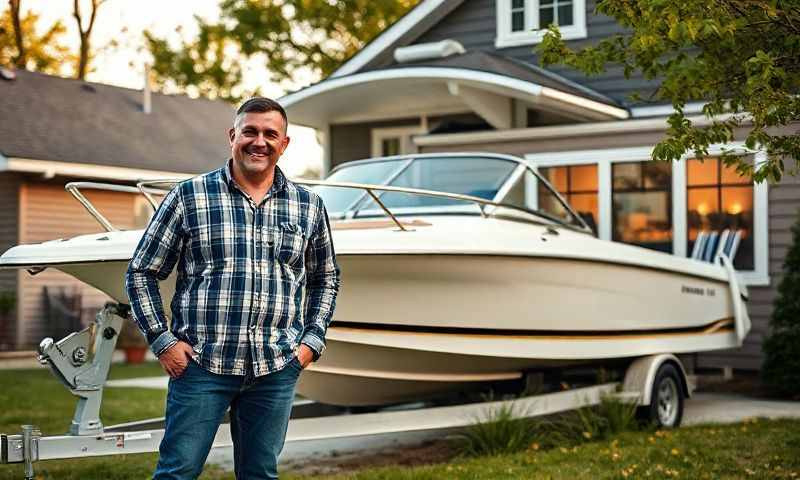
[0,216,750,406]
[299,325,740,405]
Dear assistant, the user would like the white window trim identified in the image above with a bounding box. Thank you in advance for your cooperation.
[370,126,425,158]
[526,144,770,286]
[495,0,587,49]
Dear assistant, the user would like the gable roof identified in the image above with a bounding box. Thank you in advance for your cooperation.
[331,0,465,78]
[0,70,234,175]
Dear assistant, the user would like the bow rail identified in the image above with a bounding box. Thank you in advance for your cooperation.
[66,178,580,233]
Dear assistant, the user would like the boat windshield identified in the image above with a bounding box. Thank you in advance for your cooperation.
[315,155,587,230]
[314,160,407,213]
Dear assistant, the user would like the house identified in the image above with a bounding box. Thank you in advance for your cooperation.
[278,0,800,371]
[0,69,235,349]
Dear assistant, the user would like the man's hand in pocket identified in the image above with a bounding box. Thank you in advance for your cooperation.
[159,341,194,378]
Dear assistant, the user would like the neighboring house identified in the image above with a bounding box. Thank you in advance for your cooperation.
[0,69,234,349]
[279,0,800,371]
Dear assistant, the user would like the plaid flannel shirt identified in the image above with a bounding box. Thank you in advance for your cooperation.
[125,163,340,376]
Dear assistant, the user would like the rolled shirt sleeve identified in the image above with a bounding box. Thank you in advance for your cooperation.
[125,187,185,356]
[301,201,340,359]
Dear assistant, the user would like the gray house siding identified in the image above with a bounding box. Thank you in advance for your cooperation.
[365,0,659,106]
[0,173,20,349]
[331,118,425,169]
[418,125,797,371]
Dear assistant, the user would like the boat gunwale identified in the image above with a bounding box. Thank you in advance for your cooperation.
[0,247,736,286]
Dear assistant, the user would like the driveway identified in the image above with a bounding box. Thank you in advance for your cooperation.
[683,393,800,425]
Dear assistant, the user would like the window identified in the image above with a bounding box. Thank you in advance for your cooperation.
[526,144,769,286]
[371,126,423,158]
[687,157,754,270]
[612,161,673,253]
[502,169,587,228]
[496,0,587,48]
[538,164,598,233]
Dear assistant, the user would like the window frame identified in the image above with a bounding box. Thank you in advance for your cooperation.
[686,157,755,270]
[611,161,674,253]
[495,0,587,49]
[370,126,425,158]
[526,144,770,286]
[538,164,600,232]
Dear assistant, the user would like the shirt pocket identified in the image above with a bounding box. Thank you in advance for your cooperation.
[274,222,307,270]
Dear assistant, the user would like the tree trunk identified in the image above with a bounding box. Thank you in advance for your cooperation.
[77,34,89,80]
[73,0,103,80]
[9,0,26,68]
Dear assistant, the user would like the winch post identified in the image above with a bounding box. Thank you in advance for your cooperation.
[37,303,128,436]
[21,425,39,480]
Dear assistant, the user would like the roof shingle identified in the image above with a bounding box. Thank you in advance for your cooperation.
[0,70,235,174]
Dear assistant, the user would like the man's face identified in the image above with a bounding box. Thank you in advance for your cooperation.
[228,111,290,177]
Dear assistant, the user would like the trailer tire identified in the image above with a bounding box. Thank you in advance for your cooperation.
[640,363,684,428]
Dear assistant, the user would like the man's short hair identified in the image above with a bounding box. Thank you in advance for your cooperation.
[234,97,288,132]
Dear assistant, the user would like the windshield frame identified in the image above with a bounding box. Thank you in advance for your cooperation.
[322,152,592,233]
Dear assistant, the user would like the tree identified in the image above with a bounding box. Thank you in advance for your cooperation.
[72,0,105,80]
[145,0,420,102]
[761,211,800,399]
[0,1,72,74]
[144,19,245,103]
[538,0,800,183]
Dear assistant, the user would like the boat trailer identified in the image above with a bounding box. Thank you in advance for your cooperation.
[0,303,692,479]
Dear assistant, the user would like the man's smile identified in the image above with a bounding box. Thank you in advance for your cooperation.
[246,147,270,159]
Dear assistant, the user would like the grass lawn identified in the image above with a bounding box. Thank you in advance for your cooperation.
[285,418,800,479]
[0,361,228,479]
[0,363,798,479]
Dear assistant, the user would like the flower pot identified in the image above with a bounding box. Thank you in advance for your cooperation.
[124,346,147,364]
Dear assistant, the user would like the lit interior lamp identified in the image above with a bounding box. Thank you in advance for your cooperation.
[727,203,742,215]
[696,203,709,216]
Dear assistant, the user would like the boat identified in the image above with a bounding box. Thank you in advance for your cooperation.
[0,153,751,406]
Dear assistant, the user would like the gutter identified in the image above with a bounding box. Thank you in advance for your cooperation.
[413,113,745,147]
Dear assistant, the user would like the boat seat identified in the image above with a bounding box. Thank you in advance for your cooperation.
[716,229,742,264]
[691,229,743,264]
[690,231,708,260]
[713,229,731,262]
[702,231,719,262]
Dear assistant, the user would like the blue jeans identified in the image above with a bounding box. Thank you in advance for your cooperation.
[153,358,302,479]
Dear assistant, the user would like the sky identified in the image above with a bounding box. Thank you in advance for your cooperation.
[21,0,323,177]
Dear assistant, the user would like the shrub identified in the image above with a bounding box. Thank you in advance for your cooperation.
[762,211,800,399]
[549,395,640,444]
[456,395,641,457]
[0,290,15,315]
[456,403,537,457]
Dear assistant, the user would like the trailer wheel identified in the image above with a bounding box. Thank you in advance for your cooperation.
[643,363,684,428]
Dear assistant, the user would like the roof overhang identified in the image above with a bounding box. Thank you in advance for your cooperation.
[279,67,629,130]
[0,157,194,182]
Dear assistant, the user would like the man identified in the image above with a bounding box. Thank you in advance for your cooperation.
[126,97,340,479]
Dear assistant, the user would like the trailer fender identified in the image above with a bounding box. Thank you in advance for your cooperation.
[623,354,690,406]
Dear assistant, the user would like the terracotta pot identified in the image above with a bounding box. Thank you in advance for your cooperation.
[124,346,147,364]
